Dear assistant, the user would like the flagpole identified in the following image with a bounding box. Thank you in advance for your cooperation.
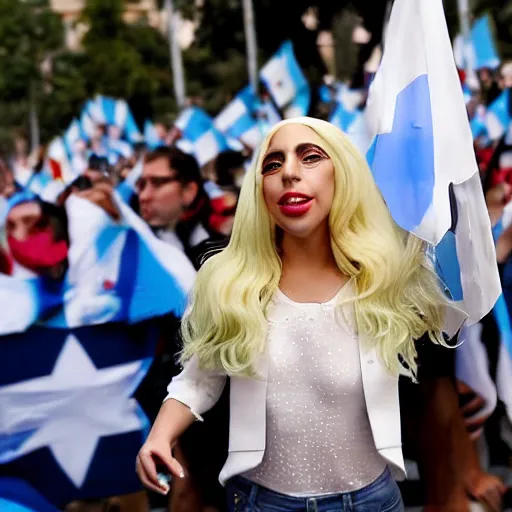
[457,0,478,90]
[165,0,186,108]
[242,0,258,93]
[29,80,40,154]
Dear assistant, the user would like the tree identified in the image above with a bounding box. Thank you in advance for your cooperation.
[79,0,176,126]
[0,0,64,154]
[182,0,327,114]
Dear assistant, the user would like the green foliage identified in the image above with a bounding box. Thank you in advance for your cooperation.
[183,0,325,113]
[80,0,176,125]
[1,0,511,157]
[0,0,64,152]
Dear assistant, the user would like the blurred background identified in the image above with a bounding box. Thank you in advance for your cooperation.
[0,0,511,155]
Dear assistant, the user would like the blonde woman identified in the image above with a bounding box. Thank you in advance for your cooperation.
[136,118,454,511]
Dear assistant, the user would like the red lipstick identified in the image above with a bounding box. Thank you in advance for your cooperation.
[278,192,313,217]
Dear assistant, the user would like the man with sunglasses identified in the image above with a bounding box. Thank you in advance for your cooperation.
[137,147,207,253]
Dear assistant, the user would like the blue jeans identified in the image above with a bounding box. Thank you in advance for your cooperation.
[226,467,404,512]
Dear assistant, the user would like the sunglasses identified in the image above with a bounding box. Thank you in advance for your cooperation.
[135,176,180,192]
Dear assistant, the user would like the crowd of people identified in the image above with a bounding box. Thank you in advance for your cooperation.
[1,43,512,512]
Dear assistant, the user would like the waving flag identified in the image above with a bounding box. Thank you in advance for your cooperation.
[453,15,500,72]
[486,89,511,141]
[0,194,196,336]
[365,0,500,327]
[175,107,230,166]
[260,41,310,113]
[319,84,334,103]
[329,103,370,154]
[85,97,108,125]
[117,158,143,204]
[144,119,163,150]
[0,322,158,508]
[0,478,59,512]
[254,98,282,137]
[107,138,134,163]
[214,86,263,150]
[46,137,77,184]
[0,193,196,506]
[63,119,82,154]
[470,105,489,140]
[471,15,500,70]
[115,99,142,143]
[284,87,311,119]
[79,110,96,141]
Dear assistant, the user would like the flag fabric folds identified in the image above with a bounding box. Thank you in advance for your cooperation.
[214,86,263,150]
[486,89,511,142]
[0,323,158,507]
[260,41,310,117]
[0,192,196,506]
[0,478,60,512]
[365,0,500,329]
[471,15,501,70]
[175,107,230,166]
[0,193,196,336]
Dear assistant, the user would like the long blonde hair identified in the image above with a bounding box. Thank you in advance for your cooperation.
[181,117,448,377]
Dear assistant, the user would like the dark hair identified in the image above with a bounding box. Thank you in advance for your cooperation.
[215,150,246,188]
[88,154,110,173]
[41,200,69,245]
[144,146,202,185]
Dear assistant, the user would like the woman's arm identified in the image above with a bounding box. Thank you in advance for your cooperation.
[136,398,195,495]
[136,356,227,495]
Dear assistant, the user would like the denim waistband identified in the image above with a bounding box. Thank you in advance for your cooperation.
[231,466,393,507]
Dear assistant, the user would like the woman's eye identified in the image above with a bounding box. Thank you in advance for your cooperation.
[262,162,280,173]
[303,153,322,163]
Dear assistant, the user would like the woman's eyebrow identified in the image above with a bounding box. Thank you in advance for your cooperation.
[262,150,284,165]
[295,143,328,156]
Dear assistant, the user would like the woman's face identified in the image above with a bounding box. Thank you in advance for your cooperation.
[261,124,335,240]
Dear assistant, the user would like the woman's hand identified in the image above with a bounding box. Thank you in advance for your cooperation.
[136,435,185,495]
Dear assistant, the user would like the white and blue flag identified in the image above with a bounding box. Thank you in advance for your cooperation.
[222,86,261,143]
[453,15,500,72]
[0,323,158,507]
[85,96,108,125]
[144,119,163,149]
[114,99,143,143]
[260,41,310,114]
[175,107,230,166]
[284,86,311,119]
[0,478,60,512]
[486,89,511,141]
[117,158,143,204]
[79,110,96,141]
[0,194,195,334]
[365,0,500,327]
[214,86,263,150]
[0,194,196,506]
[329,103,369,155]
[63,119,82,154]
[471,15,501,70]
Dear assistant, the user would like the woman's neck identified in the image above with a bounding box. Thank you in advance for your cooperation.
[280,223,336,270]
[279,225,346,303]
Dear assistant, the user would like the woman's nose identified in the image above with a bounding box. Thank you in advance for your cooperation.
[281,157,300,183]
